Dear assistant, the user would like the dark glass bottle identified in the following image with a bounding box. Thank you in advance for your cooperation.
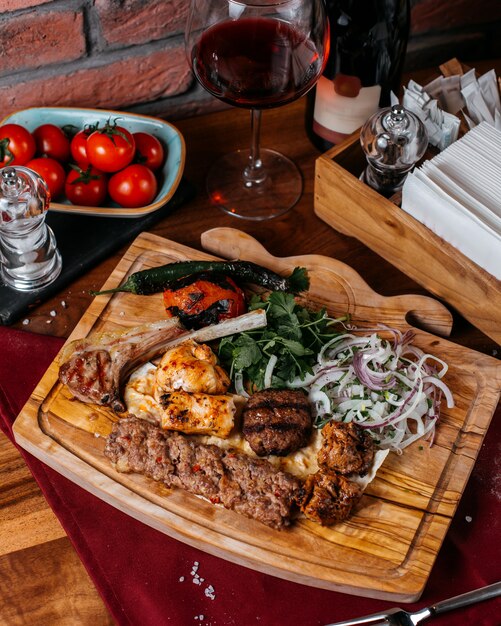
[306,0,410,151]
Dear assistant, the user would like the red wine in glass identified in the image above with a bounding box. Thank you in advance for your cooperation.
[186,0,328,221]
[192,17,324,109]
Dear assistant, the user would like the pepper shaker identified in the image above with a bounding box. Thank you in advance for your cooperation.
[360,104,428,197]
[0,165,62,291]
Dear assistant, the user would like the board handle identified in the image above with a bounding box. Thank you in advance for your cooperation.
[201,228,453,337]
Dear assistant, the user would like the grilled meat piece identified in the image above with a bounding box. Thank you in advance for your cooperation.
[59,319,185,413]
[58,310,267,414]
[242,389,312,457]
[155,390,237,438]
[105,415,302,529]
[318,421,374,477]
[298,470,362,525]
[153,340,230,395]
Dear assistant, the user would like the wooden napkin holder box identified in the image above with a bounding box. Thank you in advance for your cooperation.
[313,130,501,345]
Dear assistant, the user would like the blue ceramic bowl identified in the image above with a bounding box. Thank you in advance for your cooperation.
[0,107,186,218]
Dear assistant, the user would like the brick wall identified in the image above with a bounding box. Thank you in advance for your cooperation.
[0,0,214,121]
[0,0,499,122]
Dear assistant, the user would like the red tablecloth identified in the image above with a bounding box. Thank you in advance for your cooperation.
[1,326,500,626]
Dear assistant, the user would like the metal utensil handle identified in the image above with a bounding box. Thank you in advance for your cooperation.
[432,581,501,616]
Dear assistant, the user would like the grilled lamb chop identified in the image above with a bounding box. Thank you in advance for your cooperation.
[242,389,312,457]
[59,319,185,412]
[105,415,302,529]
[59,310,267,413]
[318,421,374,477]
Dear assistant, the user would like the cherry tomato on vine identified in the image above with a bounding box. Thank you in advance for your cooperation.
[65,165,108,207]
[108,164,157,208]
[133,132,165,171]
[26,157,66,200]
[33,124,71,162]
[0,124,36,166]
[86,120,135,172]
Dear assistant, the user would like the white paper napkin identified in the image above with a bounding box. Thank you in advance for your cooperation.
[401,122,501,279]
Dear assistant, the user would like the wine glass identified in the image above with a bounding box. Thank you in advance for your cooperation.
[185,0,329,220]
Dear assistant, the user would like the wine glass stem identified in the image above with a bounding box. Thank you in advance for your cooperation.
[243,109,267,187]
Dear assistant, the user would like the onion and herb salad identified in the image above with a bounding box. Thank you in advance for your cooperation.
[219,292,454,454]
[290,326,455,452]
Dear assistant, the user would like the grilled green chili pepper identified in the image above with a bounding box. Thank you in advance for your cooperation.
[91,260,309,296]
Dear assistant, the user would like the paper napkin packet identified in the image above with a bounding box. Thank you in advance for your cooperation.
[401,122,501,280]
[401,67,501,151]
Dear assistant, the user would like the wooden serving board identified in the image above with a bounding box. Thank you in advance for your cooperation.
[13,228,501,602]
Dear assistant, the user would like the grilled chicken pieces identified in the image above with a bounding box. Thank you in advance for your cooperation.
[153,340,230,396]
[155,390,238,438]
[152,340,239,437]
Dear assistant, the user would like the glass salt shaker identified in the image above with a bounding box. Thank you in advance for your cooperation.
[360,104,428,198]
[0,165,62,291]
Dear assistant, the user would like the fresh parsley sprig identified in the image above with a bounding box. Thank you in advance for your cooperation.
[218,292,346,391]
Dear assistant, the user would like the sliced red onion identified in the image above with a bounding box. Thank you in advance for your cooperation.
[308,326,453,453]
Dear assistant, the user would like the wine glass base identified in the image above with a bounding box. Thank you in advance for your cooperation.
[206,149,302,221]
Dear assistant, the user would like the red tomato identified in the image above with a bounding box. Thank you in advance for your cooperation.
[133,132,165,171]
[0,124,36,166]
[70,125,99,167]
[87,122,135,172]
[70,130,90,167]
[26,157,66,200]
[163,274,246,329]
[108,164,157,208]
[65,165,108,207]
[33,124,70,162]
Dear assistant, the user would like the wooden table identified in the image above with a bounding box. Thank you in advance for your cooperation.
[1,64,499,624]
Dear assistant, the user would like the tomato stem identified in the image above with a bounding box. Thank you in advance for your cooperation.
[68,163,101,184]
[100,118,132,146]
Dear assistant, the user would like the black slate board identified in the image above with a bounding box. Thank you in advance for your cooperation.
[0,178,196,325]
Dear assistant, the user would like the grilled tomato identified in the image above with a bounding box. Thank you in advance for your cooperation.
[163,273,246,329]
